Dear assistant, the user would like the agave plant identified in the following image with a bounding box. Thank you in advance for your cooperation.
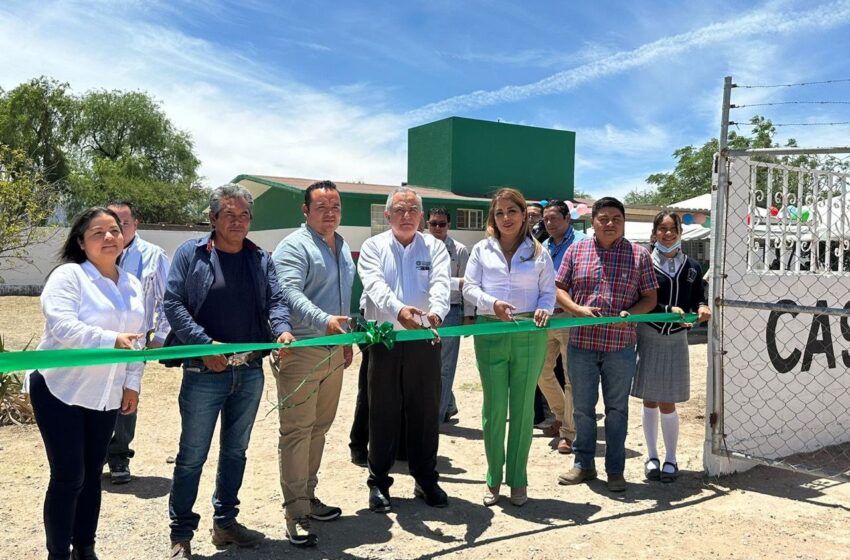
[0,335,35,426]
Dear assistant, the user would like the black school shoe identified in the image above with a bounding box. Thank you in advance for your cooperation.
[414,482,448,508]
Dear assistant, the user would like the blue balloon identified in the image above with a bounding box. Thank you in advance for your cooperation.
[540,199,549,207]
[682,213,694,225]
[570,209,580,220]
[788,205,798,218]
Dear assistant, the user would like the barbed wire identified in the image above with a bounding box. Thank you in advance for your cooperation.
[732,101,850,108]
[735,78,850,89]
[729,120,850,127]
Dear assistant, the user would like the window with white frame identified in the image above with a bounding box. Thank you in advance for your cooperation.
[370,204,391,236]
[456,208,484,230]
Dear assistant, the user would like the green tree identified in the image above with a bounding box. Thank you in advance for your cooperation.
[67,90,206,222]
[0,145,61,279]
[623,116,788,206]
[0,77,74,189]
[0,78,207,224]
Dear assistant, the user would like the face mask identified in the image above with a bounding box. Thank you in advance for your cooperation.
[655,240,681,254]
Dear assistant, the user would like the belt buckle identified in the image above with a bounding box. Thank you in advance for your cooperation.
[227,352,252,367]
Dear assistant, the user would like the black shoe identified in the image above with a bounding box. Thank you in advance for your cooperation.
[71,544,99,560]
[414,483,448,508]
[368,487,391,513]
[350,448,368,467]
[109,461,131,485]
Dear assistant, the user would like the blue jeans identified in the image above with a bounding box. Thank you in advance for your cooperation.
[567,345,637,474]
[438,304,463,421]
[168,363,264,542]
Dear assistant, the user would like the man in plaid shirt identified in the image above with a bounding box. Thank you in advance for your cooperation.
[554,197,658,492]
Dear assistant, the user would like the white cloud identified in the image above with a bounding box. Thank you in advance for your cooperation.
[406,0,850,123]
[572,124,671,156]
[0,2,408,188]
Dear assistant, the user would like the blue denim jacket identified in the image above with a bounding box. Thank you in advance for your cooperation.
[163,233,291,349]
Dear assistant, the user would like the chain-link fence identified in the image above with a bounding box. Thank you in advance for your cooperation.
[712,149,850,481]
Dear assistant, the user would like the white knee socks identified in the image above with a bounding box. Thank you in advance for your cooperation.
[660,410,679,468]
[642,406,659,460]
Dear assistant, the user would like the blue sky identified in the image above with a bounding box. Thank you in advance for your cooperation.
[2,0,850,199]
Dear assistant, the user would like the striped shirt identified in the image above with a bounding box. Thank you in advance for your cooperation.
[556,236,658,352]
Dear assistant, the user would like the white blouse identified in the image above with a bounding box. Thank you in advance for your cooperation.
[463,236,556,316]
[30,261,145,410]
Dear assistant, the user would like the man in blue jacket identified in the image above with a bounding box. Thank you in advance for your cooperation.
[164,183,294,560]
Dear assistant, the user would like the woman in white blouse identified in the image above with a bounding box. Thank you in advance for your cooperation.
[29,207,145,560]
[463,187,555,507]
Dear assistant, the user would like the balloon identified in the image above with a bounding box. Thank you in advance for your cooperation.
[770,206,779,217]
[693,213,706,225]
[746,213,751,225]
[570,209,580,220]
[566,201,575,211]
[703,217,711,228]
[801,208,810,223]
[576,203,589,215]
[788,205,798,219]
[683,213,694,225]
[540,199,549,207]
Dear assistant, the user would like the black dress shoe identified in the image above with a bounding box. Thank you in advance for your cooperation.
[414,483,448,508]
[368,486,391,513]
[71,544,99,560]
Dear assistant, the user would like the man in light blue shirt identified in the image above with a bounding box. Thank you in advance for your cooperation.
[271,180,355,548]
[106,201,171,484]
[538,199,587,454]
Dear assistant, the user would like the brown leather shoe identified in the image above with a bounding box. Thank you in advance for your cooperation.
[543,420,562,438]
[210,521,263,548]
[607,473,627,492]
[557,437,573,454]
[557,466,597,485]
[169,541,192,559]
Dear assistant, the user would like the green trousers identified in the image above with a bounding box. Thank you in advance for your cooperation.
[473,318,548,488]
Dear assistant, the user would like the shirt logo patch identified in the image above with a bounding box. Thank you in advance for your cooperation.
[416,260,431,271]
[687,268,698,283]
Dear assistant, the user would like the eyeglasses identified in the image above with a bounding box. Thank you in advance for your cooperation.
[428,221,447,228]
[391,206,420,216]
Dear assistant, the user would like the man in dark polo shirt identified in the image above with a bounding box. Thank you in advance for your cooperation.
[555,197,658,493]
[164,183,294,559]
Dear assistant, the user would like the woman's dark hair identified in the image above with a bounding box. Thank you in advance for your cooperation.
[59,207,123,264]
[652,211,683,235]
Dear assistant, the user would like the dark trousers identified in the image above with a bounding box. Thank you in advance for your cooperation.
[367,340,440,491]
[349,346,407,459]
[107,410,136,467]
[29,372,119,559]
[349,345,371,454]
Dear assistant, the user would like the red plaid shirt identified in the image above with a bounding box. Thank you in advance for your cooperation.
[556,236,658,352]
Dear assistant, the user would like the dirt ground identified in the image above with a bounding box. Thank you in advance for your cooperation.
[1,295,849,560]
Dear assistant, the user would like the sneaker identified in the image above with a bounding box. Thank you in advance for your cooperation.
[368,486,391,513]
[557,437,573,454]
[169,541,192,559]
[308,498,342,521]
[413,482,448,508]
[285,516,318,548]
[607,473,627,492]
[557,466,598,485]
[109,462,131,485]
[210,521,263,549]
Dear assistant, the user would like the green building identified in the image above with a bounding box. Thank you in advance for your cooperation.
[408,116,576,201]
[232,117,578,311]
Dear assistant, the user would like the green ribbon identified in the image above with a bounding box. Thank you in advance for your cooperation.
[0,312,698,373]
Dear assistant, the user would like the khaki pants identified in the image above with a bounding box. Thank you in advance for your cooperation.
[274,346,345,519]
[537,328,576,440]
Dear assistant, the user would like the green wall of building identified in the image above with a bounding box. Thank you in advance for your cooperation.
[408,116,575,201]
